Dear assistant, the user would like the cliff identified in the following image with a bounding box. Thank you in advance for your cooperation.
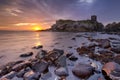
[51,15,104,32]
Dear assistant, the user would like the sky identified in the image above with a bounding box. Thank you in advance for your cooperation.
[0,0,120,31]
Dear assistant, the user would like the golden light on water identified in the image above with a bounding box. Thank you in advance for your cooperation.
[35,42,42,46]
[35,33,42,46]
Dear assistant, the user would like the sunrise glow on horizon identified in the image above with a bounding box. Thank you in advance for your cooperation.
[32,26,43,31]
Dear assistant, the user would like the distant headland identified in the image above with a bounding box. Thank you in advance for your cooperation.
[49,15,120,32]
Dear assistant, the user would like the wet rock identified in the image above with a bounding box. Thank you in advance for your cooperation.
[24,70,40,80]
[89,49,114,63]
[47,49,64,62]
[16,69,26,78]
[0,55,5,59]
[88,42,98,49]
[32,45,43,49]
[96,39,111,48]
[69,56,78,61]
[71,38,76,40]
[72,63,94,79]
[55,67,68,77]
[54,42,59,45]
[102,62,120,80]
[66,53,73,58]
[112,41,120,45]
[0,71,16,79]
[75,35,82,37]
[36,50,47,59]
[12,61,31,72]
[32,61,48,73]
[109,37,119,40]
[68,46,73,49]
[111,45,120,53]
[0,62,16,76]
[0,60,24,74]
[14,60,24,65]
[20,52,33,57]
[90,54,113,64]
[87,74,105,80]
[29,58,38,63]
[90,62,98,70]
[11,77,23,80]
[0,78,9,80]
[25,67,32,72]
[88,38,95,42]
[76,46,92,55]
[39,72,52,80]
[59,77,66,80]
[55,55,67,67]
[114,55,120,64]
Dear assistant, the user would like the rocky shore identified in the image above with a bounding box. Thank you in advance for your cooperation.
[0,33,120,80]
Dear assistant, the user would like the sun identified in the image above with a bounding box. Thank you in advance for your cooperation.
[33,26,42,31]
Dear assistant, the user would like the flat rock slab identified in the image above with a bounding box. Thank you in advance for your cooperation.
[32,61,48,73]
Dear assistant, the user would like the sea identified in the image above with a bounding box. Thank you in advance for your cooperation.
[0,31,120,66]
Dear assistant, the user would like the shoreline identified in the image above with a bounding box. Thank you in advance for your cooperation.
[0,32,120,80]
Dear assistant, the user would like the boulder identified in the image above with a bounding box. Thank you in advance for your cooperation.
[28,58,38,63]
[89,49,114,63]
[47,49,64,62]
[20,52,33,57]
[0,61,24,77]
[114,55,120,64]
[55,67,68,77]
[75,34,82,37]
[14,60,24,65]
[72,63,94,79]
[76,46,92,55]
[35,50,47,59]
[24,70,40,80]
[55,55,67,67]
[111,45,120,54]
[66,53,73,58]
[95,39,111,48]
[32,45,43,49]
[12,61,31,72]
[102,62,120,80]
[71,38,76,40]
[32,61,48,73]
[11,77,23,80]
[68,46,73,49]
[0,62,17,77]
[16,69,26,78]
[0,71,16,79]
[39,72,52,80]
[16,67,31,78]
[69,56,78,61]
[0,78,9,80]
[87,74,105,80]
[90,62,98,70]
[88,42,98,49]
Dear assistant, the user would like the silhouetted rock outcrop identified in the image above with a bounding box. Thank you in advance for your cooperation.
[51,15,104,32]
[105,22,120,32]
